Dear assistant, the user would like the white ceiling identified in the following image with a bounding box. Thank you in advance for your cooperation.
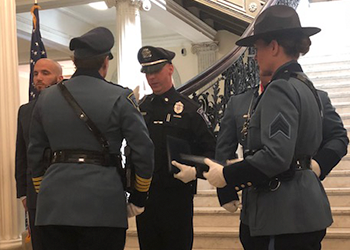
[16,0,216,65]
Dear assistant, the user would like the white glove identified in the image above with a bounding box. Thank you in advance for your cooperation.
[222,200,240,213]
[311,159,321,178]
[172,160,197,183]
[127,203,145,218]
[203,158,227,188]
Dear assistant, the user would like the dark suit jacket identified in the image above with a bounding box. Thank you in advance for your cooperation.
[15,100,38,209]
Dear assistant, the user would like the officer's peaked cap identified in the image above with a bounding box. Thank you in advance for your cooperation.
[137,46,175,74]
[70,27,114,60]
[236,5,321,47]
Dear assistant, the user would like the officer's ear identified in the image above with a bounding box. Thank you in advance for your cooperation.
[270,40,280,57]
[168,63,174,75]
[99,56,110,78]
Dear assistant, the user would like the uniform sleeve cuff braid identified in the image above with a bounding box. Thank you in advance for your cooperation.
[223,160,270,191]
[217,186,239,206]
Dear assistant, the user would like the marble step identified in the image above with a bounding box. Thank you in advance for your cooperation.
[306,68,350,79]
[299,53,350,66]
[124,227,350,250]
[189,207,350,229]
[335,157,350,170]
[339,113,350,126]
[194,187,350,208]
[328,90,350,99]
[322,169,350,188]
[302,60,350,74]
[329,96,350,105]
[327,188,350,207]
[333,103,350,114]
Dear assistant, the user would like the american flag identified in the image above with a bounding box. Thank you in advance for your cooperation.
[29,4,47,101]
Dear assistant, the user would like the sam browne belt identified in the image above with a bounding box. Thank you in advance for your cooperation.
[51,149,121,167]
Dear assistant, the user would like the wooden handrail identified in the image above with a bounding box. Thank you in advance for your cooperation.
[177,0,279,95]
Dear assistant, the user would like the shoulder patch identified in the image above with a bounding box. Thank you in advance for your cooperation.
[269,113,290,139]
[127,91,140,111]
[197,107,212,128]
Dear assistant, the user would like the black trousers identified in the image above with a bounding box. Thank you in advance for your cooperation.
[240,223,326,250]
[39,225,126,250]
[136,185,194,250]
[28,208,44,250]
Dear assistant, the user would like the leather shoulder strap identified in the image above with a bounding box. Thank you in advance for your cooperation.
[290,72,323,118]
[57,81,110,152]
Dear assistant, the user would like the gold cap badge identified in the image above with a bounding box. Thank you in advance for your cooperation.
[142,48,152,59]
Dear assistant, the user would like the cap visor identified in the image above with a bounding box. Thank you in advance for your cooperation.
[141,62,168,74]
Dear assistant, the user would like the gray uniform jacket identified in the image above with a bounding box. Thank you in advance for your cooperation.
[27,70,154,228]
[216,68,348,206]
[220,61,333,236]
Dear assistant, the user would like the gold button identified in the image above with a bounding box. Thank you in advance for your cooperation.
[247,182,252,187]
[235,186,240,191]
[241,184,245,188]
[164,97,169,102]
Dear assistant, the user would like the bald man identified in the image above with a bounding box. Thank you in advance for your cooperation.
[15,58,63,250]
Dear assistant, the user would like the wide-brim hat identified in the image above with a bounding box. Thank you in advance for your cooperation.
[137,46,175,74]
[236,5,321,47]
[70,27,114,60]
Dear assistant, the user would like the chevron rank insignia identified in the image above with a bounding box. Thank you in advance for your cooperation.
[127,91,140,111]
[269,113,290,139]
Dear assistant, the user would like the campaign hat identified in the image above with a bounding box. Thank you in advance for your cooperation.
[236,5,321,47]
[70,27,114,59]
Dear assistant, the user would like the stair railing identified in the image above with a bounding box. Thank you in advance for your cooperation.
[177,0,300,133]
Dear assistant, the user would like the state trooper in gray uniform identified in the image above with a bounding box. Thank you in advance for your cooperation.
[27,27,154,250]
[215,79,349,212]
[202,5,334,250]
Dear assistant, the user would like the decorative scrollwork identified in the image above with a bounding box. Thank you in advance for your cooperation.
[190,48,259,134]
[188,0,300,135]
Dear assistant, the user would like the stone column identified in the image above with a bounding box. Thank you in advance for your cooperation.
[191,41,219,73]
[0,0,24,250]
[106,0,150,99]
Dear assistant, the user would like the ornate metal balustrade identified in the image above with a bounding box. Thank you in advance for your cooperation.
[178,0,300,135]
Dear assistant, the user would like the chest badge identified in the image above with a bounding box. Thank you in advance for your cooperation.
[174,101,184,114]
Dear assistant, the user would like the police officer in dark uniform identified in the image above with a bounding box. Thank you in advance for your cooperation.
[203,5,334,250]
[136,46,216,250]
[28,27,154,250]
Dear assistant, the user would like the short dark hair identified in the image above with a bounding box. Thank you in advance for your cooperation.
[73,55,107,70]
[262,32,311,58]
